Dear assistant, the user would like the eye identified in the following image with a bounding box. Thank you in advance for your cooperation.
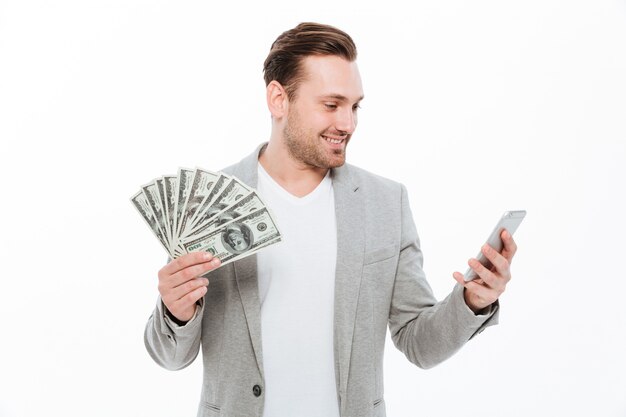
[324,103,338,110]
[352,103,361,112]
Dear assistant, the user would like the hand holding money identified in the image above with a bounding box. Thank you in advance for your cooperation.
[157,252,221,322]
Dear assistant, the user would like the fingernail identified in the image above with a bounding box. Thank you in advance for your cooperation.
[203,252,213,260]
[212,258,221,266]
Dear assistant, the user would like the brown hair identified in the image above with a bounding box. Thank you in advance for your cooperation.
[263,22,358,100]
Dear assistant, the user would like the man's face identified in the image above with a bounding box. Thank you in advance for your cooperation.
[283,55,364,169]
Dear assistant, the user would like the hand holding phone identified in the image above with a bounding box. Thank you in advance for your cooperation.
[463,210,526,282]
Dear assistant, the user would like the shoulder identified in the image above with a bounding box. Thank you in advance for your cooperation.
[218,143,265,186]
[220,152,252,176]
[220,162,238,176]
[339,163,405,195]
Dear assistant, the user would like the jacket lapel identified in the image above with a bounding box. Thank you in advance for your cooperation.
[234,255,264,379]
[331,164,365,404]
[230,144,264,378]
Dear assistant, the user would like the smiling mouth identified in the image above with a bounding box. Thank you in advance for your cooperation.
[322,135,346,144]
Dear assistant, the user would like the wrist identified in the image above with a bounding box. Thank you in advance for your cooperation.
[463,289,492,315]
[165,304,196,326]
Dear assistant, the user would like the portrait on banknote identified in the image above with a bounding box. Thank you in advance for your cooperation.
[223,223,252,253]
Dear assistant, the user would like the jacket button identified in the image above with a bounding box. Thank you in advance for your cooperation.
[252,384,262,397]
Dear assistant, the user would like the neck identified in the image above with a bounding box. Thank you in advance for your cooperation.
[259,140,329,198]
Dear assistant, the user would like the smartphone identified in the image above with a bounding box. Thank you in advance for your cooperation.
[463,210,526,282]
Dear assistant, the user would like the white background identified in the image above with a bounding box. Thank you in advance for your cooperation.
[1,0,625,416]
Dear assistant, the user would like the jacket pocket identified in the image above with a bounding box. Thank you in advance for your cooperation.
[373,398,386,416]
[364,245,397,265]
[200,401,221,416]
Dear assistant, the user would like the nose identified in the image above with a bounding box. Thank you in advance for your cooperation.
[334,107,357,135]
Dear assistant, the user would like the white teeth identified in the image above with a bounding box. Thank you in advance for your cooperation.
[323,136,343,144]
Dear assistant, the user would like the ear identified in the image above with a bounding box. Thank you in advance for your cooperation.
[266,80,288,118]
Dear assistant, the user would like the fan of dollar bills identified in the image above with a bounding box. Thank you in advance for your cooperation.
[131,168,282,267]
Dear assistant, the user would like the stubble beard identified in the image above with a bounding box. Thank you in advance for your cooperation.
[283,109,348,169]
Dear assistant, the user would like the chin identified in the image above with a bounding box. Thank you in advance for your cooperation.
[324,155,346,169]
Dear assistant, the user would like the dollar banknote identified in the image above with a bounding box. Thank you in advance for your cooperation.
[181,207,281,266]
[177,168,220,239]
[131,190,171,255]
[141,181,170,250]
[174,168,194,241]
[162,175,178,247]
[155,178,171,244]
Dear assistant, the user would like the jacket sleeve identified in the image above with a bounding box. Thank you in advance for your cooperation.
[388,185,499,369]
[144,296,204,370]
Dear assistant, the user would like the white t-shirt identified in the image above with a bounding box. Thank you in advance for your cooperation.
[256,163,339,417]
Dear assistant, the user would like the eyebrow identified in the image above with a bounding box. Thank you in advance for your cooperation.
[319,94,365,103]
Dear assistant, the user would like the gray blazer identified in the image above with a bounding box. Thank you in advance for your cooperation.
[145,144,498,417]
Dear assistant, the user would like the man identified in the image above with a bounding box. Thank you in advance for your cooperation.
[145,22,517,417]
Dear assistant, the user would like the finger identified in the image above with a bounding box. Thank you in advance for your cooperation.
[467,258,502,289]
[452,272,498,310]
[464,279,499,306]
[500,230,518,263]
[160,251,216,276]
[170,285,208,313]
[166,277,210,302]
[166,257,221,288]
[452,271,465,285]
[453,271,485,285]
[480,244,511,282]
